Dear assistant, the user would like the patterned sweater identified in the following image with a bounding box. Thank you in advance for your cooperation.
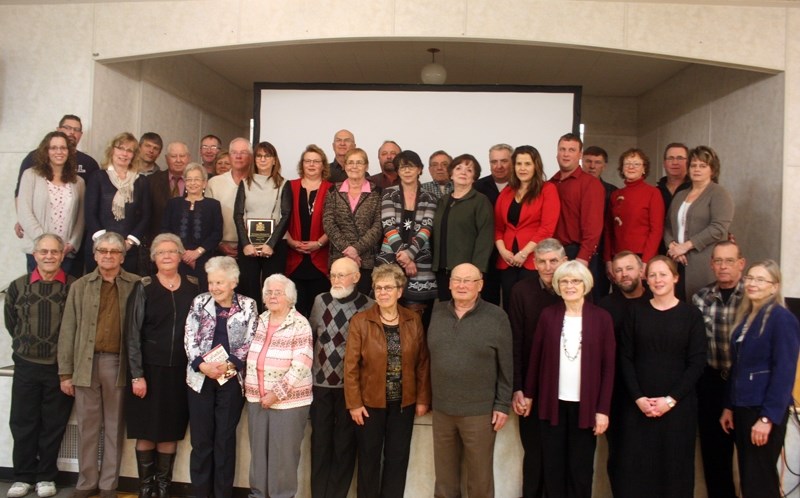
[244,308,313,409]
[308,290,374,387]
[5,272,74,364]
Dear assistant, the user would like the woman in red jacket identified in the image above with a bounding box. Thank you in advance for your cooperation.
[284,144,332,317]
[494,145,560,310]
[604,148,664,277]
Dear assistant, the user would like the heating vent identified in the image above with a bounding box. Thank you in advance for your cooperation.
[58,423,104,469]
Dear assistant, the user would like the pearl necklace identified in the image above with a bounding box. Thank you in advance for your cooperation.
[561,316,582,362]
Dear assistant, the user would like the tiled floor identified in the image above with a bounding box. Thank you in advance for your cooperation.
[0,483,135,498]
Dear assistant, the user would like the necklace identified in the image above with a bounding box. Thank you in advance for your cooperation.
[379,309,399,322]
[158,274,180,289]
[561,316,582,361]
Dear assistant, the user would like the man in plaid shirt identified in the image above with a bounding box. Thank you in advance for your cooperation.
[691,240,745,498]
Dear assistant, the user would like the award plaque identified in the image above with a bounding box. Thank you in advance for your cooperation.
[247,218,274,246]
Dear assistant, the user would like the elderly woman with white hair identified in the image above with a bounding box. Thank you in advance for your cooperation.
[244,273,313,498]
[523,260,615,498]
[184,256,258,498]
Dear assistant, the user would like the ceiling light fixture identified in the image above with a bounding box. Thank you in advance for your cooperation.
[421,48,447,85]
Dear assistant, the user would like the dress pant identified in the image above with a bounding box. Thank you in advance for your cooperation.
[482,265,502,307]
[237,241,288,312]
[187,376,245,498]
[10,356,74,483]
[74,353,125,492]
[733,406,789,498]
[500,267,536,312]
[432,411,496,498]
[697,367,737,498]
[310,386,357,498]
[538,401,596,498]
[517,408,545,498]
[292,274,330,319]
[247,402,309,498]
[354,401,416,498]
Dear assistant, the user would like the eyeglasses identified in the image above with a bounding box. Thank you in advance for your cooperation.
[330,272,355,281]
[334,138,353,144]
[712,258,740,266]
[665,156,687,162]
[48,146,69,152]
[185,178,204,183]
[59,125,82,133]
[374,285,400,293]
[96,248,123,255]
[398,163,420,170]
[450,277,482,285]
[201,145,220,151]
[35,249,62,256]
[743,276,775,285]
[114,145,135,155]
[623,162,644,168]
[303,159,323,165]
[558,279,584,287]
[345,160,366,166]
[154,249,180,257]
[230,150,249,156]
[255,154,273,160]
[264,290,285,297]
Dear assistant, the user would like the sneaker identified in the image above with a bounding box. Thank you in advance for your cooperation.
[7,483,32,498]
[35,482,56,498]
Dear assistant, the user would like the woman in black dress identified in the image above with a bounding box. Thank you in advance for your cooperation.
[161,163,223,291]
[617,255,706,498]
[125,233,199,498]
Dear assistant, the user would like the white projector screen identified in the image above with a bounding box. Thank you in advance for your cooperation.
[255,84,581,182]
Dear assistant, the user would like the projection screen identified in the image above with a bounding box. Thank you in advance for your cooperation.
[254,84,581,182]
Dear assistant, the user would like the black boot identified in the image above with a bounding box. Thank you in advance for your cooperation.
[155,452,176,498]
[135,449,157,498]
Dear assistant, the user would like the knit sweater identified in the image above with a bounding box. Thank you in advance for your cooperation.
[308,290,374,387]
[427,298,513,415]
[5,272,74,364]
[244,308,313,409]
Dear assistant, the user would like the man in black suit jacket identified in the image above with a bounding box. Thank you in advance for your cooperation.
[473,143,513,305]
[146,142,190,268]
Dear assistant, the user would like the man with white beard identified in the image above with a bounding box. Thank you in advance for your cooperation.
[308,257,374,498]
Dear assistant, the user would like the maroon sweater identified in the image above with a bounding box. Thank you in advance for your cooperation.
[524,301,616,429]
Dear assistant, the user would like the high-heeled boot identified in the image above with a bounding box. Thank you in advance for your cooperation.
[135,449,157,498]
[154,452,176,498]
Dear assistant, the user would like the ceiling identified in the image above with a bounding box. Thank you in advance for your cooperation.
[191,40,694,98]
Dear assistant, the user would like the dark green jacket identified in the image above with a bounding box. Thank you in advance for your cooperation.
[432,188,494,273]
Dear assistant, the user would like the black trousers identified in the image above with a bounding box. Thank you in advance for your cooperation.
[354,401,415,498]
[10,356,74,483]
[237,241,288,312]
[733,406,789,498]
[187,377,244,498]
[518,408,545,498]
[500,267,537,312]
[310,386,357,498]
[292,274,330,319]
[538,401,597,498]
[697,367,737,498]
[482,264,502,306]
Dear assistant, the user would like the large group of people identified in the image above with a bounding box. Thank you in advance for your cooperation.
[4,115,798,498]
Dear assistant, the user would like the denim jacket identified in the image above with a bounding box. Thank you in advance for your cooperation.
[184,292,258,393]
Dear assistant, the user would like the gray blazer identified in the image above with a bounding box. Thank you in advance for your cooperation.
[664,182,734,299]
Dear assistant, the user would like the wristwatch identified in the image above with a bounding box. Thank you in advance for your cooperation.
[665,396,676,408]
[760,416,771,424]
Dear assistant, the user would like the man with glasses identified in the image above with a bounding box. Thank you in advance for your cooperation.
[206,137,252,257]
[421,150,453,200]
[308,257,374,498]
[5,234,75,498]
[58,232,140,498]
[428,263,512,498]
[199,134,222,177]
[691,241,745,498]
[15,114,100,239]
[329,130,356,183]
[508,238,567,498]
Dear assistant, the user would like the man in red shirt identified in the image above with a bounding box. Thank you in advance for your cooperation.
[548,133,605,276]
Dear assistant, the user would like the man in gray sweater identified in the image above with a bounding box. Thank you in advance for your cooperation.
[427,262,513,498]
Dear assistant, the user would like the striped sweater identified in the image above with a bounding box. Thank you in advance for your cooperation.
[244,308,313,409]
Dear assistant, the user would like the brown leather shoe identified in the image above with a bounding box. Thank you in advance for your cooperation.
[98,490,116,498]
[70,489,97,498]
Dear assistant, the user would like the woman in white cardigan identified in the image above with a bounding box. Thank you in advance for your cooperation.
[17,131,85,276]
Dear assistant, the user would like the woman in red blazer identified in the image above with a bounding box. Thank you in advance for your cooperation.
[523,260,616,498]
[494,145,560,310]
[284,144,332,317]
[603,148,664,276]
